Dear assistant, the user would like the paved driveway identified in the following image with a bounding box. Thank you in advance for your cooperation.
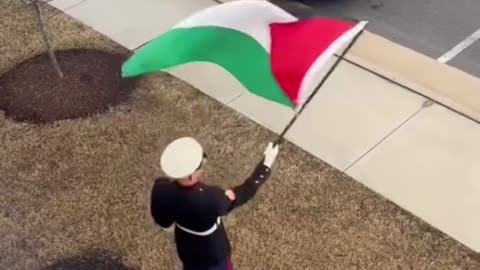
[275,0,480,78]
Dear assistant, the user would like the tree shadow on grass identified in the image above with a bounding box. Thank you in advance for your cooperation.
[42,249,138,270]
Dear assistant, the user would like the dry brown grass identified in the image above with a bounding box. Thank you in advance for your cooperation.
[1,0,479,269]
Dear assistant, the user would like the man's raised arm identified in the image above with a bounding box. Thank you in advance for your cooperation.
[225,142,279,211]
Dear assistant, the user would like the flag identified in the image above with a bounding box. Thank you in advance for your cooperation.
[121,0,367,109]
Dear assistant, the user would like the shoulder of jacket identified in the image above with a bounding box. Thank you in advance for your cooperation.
[155,176,171,182]
[153,177,173,188]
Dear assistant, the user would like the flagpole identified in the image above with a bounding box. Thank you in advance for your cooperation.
[273,29,366,147]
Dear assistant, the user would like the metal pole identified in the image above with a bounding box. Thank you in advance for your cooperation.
[273,30,365,147]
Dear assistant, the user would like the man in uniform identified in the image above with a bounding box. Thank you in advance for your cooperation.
[150,137,280,270]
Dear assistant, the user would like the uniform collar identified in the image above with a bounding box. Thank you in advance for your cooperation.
[175,180,199,189]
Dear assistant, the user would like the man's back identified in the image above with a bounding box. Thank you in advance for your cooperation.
[151,179,232,267]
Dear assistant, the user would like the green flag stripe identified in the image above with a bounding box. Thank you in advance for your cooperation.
[122,26,293,108]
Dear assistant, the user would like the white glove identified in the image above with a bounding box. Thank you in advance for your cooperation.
[263,142,279,168]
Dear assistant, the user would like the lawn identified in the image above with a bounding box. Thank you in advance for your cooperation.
[0,0,478,269]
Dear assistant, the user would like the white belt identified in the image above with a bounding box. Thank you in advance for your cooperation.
[175,217,221,236]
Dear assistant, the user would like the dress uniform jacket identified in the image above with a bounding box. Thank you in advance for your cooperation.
[150,161,272,268]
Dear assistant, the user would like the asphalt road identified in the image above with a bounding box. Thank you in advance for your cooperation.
[275,0,480,78]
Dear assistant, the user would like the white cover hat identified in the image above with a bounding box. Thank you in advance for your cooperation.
[160,137,204,179]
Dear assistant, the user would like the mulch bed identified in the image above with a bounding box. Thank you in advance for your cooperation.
[0,49,137,124]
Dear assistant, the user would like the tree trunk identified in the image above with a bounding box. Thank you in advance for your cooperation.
[33,1,64,78]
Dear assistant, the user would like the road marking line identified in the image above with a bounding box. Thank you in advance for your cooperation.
[437,28,480,63]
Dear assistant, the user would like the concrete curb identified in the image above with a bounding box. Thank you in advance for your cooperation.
[343,31,480,124]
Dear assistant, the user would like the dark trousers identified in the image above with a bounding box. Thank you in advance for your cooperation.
[183,258,233,270]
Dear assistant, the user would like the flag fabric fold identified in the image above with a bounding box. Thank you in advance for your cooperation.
[121,0,367,109]
[270,20,368,107]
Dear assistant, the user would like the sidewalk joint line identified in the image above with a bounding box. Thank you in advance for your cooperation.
[63,0,87,11]
[343,104,427,172]
[226,93,244,105]
[133,39,152,51]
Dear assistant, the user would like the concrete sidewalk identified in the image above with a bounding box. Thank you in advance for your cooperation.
[50,0,480,252]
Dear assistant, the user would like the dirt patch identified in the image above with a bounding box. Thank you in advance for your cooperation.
[42,250,137,270]
[0,49,136,124]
